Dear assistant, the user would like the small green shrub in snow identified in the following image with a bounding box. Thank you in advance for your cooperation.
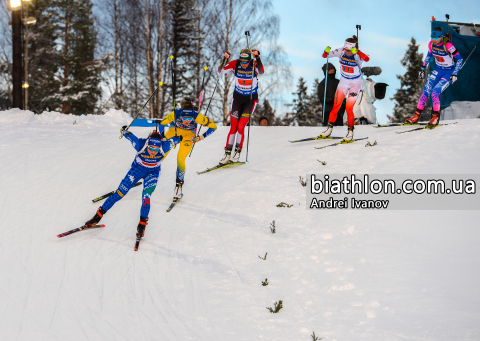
[266,300,283,313]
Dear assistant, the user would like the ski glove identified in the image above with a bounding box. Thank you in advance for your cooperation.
[325,46,331,53]
[224,51,231,59]
[121,125,132,135]
[450,74,457,84]
[418,70,425,79]
[252,49,260,58]
[191,135,204,143]
[350,47,358,55]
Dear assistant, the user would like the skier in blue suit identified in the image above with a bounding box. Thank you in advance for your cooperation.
[84,128,182,239]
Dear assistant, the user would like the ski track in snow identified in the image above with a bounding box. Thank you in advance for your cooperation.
[0,109,480,340]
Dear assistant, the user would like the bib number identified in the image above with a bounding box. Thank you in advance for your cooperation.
[434,55,445,63]
[342,65,354,74]
[239,79,252,86]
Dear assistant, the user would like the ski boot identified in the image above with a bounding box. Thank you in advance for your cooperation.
[405,110,422,125]
[319,123,333,138]
[426,111,440,129]
[219,149,232,165]
[84,207,106,228]
[136,216,148,238]
[230,147,241,163]
[342,126,354,142]
[174,180,184,199]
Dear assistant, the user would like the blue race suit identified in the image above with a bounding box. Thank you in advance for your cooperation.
[102,132,181,218]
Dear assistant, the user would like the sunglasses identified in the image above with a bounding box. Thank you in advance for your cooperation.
[240,61,250,64]
[148,146,161,152]
[181,117,194,122]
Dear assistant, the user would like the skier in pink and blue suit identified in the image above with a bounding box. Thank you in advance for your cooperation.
[406,27,463,126]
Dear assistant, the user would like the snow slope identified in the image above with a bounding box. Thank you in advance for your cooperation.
[1,109,479,341]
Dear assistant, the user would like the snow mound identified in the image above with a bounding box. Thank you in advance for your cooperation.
[442,101,480,120]
[1,110,479,341]
[0,108,132,128]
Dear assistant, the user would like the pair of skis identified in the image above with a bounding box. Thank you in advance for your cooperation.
[57,222,145,251]
[289,134,368,149]
[395,122,457,134]
[373,123,427,128]
[58,160,246,248]
[58,184,147,250]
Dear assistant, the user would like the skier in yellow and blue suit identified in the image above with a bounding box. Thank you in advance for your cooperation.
[161,99,217,199]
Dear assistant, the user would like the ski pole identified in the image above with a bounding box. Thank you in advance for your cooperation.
[170,55,177,137]
[355,55,379,125]
[120,82,163,139]
[245,30,255,163]
[189,66,211,157]
[459,40,480,71]
[197,66,208,112]
[438,37,479,95]
[322,56,329,125]
[190,66,208,150]
[189,58,227,157]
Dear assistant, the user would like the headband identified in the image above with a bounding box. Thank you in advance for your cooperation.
[344,41,356,50]
[431,30,444,38]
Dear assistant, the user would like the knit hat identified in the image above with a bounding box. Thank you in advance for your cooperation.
[239,48,252,61]
[147,138,162,147]
[322,63,336,75]
[180,99,194,110]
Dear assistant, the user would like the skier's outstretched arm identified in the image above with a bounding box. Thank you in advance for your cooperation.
[162,135,183,154]
[191,114,217,142]
[357,50,370,62]
[252,49,265,75]
[322,47,343,59]
[160,111,175,126]
[122,129,144,152]
[217,59,237,75]
[421,42,434,70]
[446,42,463,74]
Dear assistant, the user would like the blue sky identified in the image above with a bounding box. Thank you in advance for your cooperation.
[272,0,479,123]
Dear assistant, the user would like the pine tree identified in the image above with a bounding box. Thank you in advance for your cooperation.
[291,77,316,126]
[308,78,322,125]
[26,0,62,113]
[388,38,425,123]
[0,59,12,110]
[169,0,196,101]
[253,99,276,125]
[56,0,107,115]
[24,0,107,115]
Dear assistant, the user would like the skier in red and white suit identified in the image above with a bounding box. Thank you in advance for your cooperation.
[320,35,369,141]
[217,48,264,164]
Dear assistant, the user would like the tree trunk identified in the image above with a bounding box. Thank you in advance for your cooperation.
[222,0,233,125]
[144,0,154,118]
[114,0,119,96]
[12,9,23,109]
[62,9,70,115]
[156,0,164,118]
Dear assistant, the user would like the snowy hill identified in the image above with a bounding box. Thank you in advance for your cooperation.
[1,109,479,341]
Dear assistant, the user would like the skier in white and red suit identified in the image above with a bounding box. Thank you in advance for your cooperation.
[217,48,264,164]
[320,35,370,141]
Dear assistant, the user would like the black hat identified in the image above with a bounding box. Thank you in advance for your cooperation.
[322,63,336,75]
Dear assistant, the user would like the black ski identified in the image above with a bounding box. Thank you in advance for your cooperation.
[134,237,141,251]
[57,224,105,238]
[396,122,457,134]
[314,137,369,149]
[197,162,246,174]
[92,182,142,203]
[166,194,183,212]
[373,123,427,128]
[289,136,342,143]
